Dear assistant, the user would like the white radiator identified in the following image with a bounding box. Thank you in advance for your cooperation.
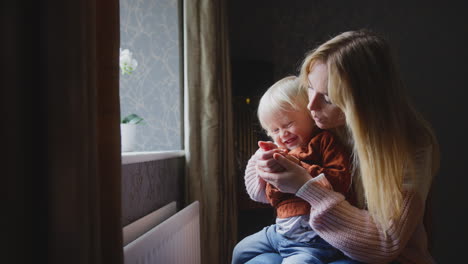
[124,201,201,264]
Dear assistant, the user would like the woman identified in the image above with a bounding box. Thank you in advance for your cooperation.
[252,30,439,263]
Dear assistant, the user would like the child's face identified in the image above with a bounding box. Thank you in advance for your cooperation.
[263,110,315,150]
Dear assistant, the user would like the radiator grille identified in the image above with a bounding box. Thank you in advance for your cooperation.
[124,201,200,264]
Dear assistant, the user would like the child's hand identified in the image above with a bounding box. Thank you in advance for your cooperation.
[258,141,278,151]
[258,141,289,155]
[255,141,285,173]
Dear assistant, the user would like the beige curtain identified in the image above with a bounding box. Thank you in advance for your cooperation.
[5,0,122,263]
[184,0,238,263]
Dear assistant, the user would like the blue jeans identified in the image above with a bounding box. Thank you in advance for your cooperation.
[232,225,362,264]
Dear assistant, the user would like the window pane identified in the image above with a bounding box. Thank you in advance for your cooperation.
[120,0,181,151]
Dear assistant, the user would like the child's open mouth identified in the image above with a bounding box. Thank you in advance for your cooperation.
[284,136,298,146]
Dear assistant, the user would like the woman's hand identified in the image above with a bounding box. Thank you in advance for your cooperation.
[258,153,312,194]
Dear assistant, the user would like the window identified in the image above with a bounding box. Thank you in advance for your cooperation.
[119,0,182,154]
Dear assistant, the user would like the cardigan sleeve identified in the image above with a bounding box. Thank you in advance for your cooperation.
[295,146,433,263]
[244,151,269,204]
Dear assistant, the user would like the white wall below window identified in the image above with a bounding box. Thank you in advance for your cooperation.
[122,150,185,164]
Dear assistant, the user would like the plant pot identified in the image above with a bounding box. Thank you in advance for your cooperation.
[121,123,137,152]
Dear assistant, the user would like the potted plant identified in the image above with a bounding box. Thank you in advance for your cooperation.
[119,48,141,152]
[121,113,144,152]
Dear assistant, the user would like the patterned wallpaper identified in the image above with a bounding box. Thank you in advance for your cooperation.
[120,0,181,151]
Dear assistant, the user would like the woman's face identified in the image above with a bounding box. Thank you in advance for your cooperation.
[307,63,346,129]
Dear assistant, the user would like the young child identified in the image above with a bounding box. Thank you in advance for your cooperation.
[232,76,354,264]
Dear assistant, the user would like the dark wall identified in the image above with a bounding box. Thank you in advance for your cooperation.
[229,1,468,262]
[121,157,185,226]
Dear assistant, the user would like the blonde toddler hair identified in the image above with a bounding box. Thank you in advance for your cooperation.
[257,76,311,135]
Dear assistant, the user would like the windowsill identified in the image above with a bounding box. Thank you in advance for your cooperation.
[122,150,185,165]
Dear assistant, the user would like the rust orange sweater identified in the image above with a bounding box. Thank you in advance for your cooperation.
[265,129,352,218]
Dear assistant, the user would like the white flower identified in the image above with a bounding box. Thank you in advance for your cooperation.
[120,48,138,75]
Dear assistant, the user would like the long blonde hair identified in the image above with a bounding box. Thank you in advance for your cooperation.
[299,30,439,232]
